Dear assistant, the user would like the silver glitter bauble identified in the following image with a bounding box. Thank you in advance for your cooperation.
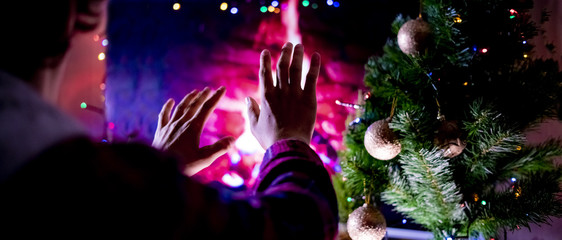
[397,18,432,56]
[347,204,387,240]
[364,118,401,160]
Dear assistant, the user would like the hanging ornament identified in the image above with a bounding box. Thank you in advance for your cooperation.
[397,17,432,56]
[364,118,402,160]
[364,97,401,160]
[347,203,387,240]
[434,119,466,158]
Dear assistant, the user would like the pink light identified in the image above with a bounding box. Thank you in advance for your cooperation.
[509,9,517,14]
[222,171,244,187]
[283,0,310,88]
[481,48,488,53]
[108,122,115,130]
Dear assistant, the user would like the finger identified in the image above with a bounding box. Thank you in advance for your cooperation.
[184,136,235,177]
[157,98,175,130]
[180,87,211,124]
[304,52,321,97]
[170,89,199,123]
[260,50,274,95]
[276,42,293,90]
[289,43,304,90]
[190,87,226,128]
[246,97,260,126]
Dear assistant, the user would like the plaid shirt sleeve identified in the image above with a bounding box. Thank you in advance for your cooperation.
[180,139,339,239]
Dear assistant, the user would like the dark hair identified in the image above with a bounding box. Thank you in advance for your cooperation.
[0,0,105,80]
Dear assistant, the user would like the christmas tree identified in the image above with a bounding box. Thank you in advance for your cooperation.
[338,0,562,239]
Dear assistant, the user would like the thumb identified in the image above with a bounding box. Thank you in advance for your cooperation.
[246,97,260,126]
[184,136,235,177]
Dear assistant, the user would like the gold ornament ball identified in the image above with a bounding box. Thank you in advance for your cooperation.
[434,120,466,158]
[397,18,432,55]
[364,118,401,160]
[347,204,387,240]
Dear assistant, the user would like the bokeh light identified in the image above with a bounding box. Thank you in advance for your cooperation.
[230,7,238,14]
[220,2,228,11]
[98,52,106,61]
[172,3,180,10]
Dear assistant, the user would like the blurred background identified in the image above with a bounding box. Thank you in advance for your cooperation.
[56,0,561,238]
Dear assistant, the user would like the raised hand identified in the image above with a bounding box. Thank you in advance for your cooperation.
[246,42,321,149]
[153,87,234,176]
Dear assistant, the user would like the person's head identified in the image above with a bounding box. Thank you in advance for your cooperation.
[0,0,106,82]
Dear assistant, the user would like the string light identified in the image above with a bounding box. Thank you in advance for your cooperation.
[93,34,100,41]
[220,2,228,11]
[511,177,517,182]
[230,7,238,14]
[481,200,487,206]
[481,48,488,53]
[347,197,354,202]
[100,83,106,90]
[302,0,309,7]
[268,6,275,12]
[108,122,115,130]
[80,102,87,109]
[463,82,468,86]
[454,16,462,23]
[523,53,528,58]
[260,6,267,12]
[522,40,527,44]
[402,219,407,224]
[312,3,318,9]
[327,0,333,6]
[98,52,106,61]
[274,8,280,14]
[101,39,108,47]
[271,0,279,7]
[510,15,516,19]
[333,1,340,7]
[516,146,522,150]
[172,3,180,10]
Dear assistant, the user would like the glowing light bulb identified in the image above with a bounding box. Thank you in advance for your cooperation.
[101,39,108,47]
[522,40,527,44]
[271,0,279,7]
[222,172,244,187]
[510,9,517,14]
[93,34,100,41]
[230,7,238,14]
[511,177,516,182]
[333,1,340,7]
[274,7,280,14]
[402,219,407,224]
[108,122,115,130]
[481,200,487,206]
[98,52,106,61]
[220,2,228,11]
[230,152,241,164]
[302,0,309,7]
[516,146,522,150]
[260,6,267,12]
[172,3,180,10]
[463,82,468,86]
[481,48,488,53]
[268,6,275,12]
[523,53,528,58]
[327,0,333,6]
[346,197,354,202]
[80,102,87,109]
[510,15,516,19]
